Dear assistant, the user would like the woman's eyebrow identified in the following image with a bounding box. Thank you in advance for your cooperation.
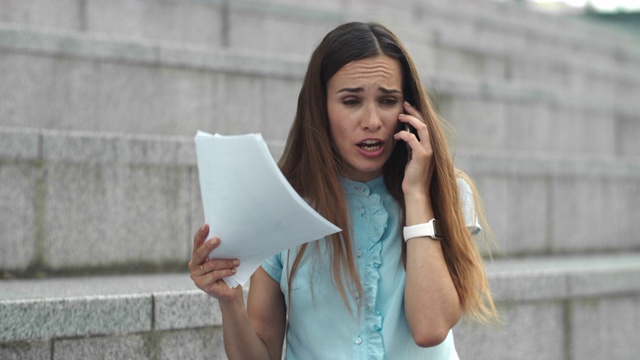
[336,87,363,94]
[379,87,401,94]
[336,86,401,94]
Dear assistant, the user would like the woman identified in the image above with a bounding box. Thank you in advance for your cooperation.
[189,22,496,359]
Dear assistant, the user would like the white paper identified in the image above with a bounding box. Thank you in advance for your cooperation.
[194,131,341,287]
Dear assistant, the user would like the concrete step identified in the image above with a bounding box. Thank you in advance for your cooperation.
[1,253,639,359]
[1,24,639,157]
[1,127,639,275]
[1,0,637,61]
[3,0,639,110]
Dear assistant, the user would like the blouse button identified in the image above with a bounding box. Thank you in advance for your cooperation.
[355,337,362,345]
[360,208,365,216]
[353,291,360,299]
[356,249,362,258]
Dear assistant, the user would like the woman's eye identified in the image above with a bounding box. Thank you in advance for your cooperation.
[342,99,360,106]
[380,98,398,106]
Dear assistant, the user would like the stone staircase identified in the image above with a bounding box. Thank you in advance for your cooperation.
[1,0,640,359]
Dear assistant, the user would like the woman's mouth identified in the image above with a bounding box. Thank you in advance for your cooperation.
[357,139,383,152]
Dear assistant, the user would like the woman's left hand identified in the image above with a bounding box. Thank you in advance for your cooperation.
[394,101,434,198]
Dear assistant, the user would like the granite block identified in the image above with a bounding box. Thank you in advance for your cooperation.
[43,162,191,269]
[570,265,640,298]
[0,0,81,30]
[41,130,117,164]
[550,177,610,253]
[486,254,640,300]
[581,109,616,156]
[261,77,300,143]
[41,56,221,135]
[504,102,552,153]
[502,176,549,255]
[90,62,165,134]
[605,178,640,249]
[150,67,220,137]
[228,3,340,56]
[0,274,194,302]
[443,98,507,151]
[0,128,40,160]
[157,328,226,360]
[44,58,102,133]
[0,52,56,129]
[616,113,640,157]
[617,78,640,109]
[0,163,40,271]
[53,333,149,360]
[433,46,488,79]
[215,74,265,135]
[571,296,640,360]
[41,130,195,166]
[0,339,51,360]
[85,0,224,46]
[544,105,582,154]
[488,267,567,302]
[454,301,565,360]
[111,135,196,167]
[0,295,151,342]
[154,291,221,330]
[472,175,508,256]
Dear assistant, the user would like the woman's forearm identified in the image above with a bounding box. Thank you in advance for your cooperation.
[403,193,461,347]
[219,295,274,360]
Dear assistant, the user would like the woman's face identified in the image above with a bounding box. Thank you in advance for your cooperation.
[326,55,404,182]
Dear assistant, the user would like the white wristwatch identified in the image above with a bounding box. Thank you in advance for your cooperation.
[403,219,443,241]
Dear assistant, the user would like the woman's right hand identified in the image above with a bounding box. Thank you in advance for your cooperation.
[189,224,242,302]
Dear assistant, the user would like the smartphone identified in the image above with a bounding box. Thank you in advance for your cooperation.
[405,123,413,157]
[404,122,418,139]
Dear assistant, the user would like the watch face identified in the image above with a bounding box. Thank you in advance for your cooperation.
[433,220,443,239]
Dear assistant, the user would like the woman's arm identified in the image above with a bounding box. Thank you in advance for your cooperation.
[403,194,461,347]
[395,102,461,347]
[219,268,286,360]
[189,225,286,359]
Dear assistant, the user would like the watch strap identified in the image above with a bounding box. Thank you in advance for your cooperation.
[403,219,443,241]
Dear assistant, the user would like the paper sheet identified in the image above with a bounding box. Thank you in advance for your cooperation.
[194,131,341,287]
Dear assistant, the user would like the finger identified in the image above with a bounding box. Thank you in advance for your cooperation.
[192,224,209,255]
[192,237,220,266]
[401,102,431,143]
[205,258,240,272]
[394,129,420,151]
[402,101,422,118]
[203,268,238,284]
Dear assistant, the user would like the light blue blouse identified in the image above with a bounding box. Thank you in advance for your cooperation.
[261,176,479,359]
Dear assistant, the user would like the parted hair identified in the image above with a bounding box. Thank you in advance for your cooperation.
[278,21,496,323]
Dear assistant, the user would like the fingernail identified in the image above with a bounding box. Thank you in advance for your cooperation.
[232,259,240,266]
[398,113,405,117]
[199,224,205,231]
[404,101,411,107]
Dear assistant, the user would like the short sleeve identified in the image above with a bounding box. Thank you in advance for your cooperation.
[261,252,283,283]
[457,177,482,235]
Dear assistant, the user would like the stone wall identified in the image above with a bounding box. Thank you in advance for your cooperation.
[2,127,640,276]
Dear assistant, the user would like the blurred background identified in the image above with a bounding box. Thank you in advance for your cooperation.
[1,0,639,359]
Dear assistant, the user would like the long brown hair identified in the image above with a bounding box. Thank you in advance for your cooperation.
[278,22,496,323]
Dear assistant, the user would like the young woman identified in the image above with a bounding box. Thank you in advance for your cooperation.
[189,21,496,359]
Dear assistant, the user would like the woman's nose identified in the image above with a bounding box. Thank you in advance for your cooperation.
[361,104,382,131]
